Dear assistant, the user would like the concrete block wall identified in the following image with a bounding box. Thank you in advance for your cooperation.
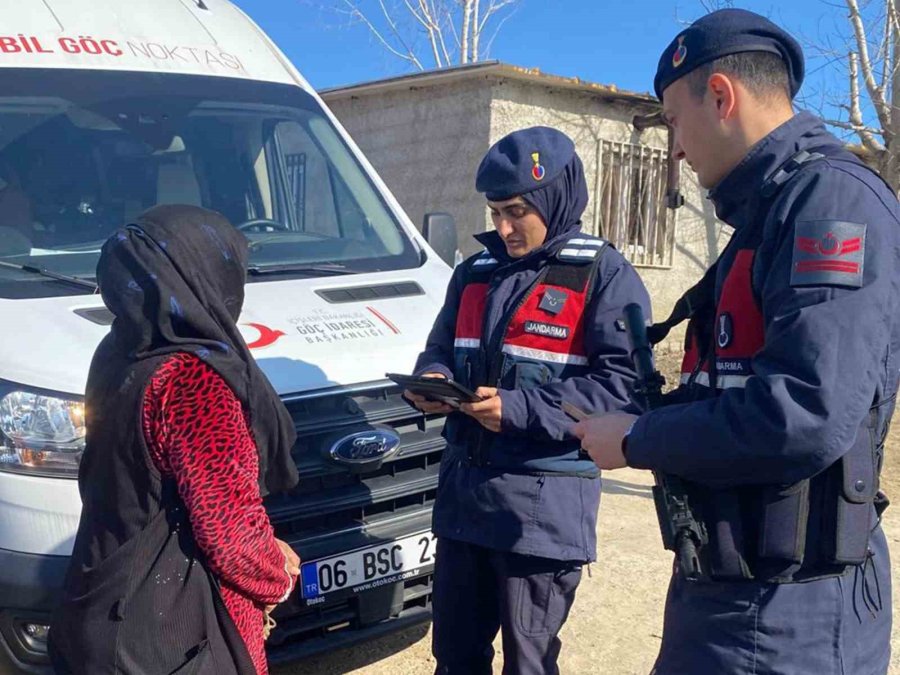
[324,80,493,250]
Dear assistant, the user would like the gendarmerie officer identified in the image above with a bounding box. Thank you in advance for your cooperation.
[406,126,651,674]
[576,9,899,674]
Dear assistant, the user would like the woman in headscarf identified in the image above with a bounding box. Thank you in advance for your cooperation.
[49,205,300,675]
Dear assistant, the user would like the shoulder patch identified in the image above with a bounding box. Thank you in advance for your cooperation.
[557,237,607,263]
[790,220,865,289]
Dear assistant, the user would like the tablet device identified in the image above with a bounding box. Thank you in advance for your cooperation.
[386,373,482,404]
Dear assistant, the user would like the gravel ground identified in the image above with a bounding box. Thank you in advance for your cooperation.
[273,353,900,674]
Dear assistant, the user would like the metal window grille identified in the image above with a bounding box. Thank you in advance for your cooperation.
[591,140,675,267]
[285,152,307,230]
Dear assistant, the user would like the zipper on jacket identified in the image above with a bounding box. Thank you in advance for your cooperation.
[482,266,549,385]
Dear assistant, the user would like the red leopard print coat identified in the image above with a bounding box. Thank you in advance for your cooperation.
[142,353,293,675]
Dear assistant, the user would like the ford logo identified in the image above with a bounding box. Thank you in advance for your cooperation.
[328,428,401,472]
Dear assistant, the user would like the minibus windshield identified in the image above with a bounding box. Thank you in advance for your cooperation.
[0,69,421,298]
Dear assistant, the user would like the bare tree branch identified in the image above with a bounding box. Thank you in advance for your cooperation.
[402,0,430,31]
[886,0,900,90]
[698,0,734,10]
[376,0,422,59]
[380,0,429,68]
[478,0,517,33]
[432,0,454,64]
[447,9,462,48]
[483,7,516,58]
[849,51,887,151]
[407,0,445,67]
[804,0,900,190]
[342,0,425,68]
[326,0,519,70]
[824,116,886,138]
[878,0,893,93]
[846,0,893,132]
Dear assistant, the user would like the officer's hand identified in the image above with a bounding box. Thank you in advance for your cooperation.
[572,412,636,470]
[403,373,455,414]
[460,387,502,433]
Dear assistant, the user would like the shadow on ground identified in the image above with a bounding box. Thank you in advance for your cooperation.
[602,477,653,499]
[271,624,431,675]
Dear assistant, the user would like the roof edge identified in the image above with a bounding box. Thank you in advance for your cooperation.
[319,61,659,107]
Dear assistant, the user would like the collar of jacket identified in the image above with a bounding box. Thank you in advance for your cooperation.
[707,111,841,229]
[473,226,585,269]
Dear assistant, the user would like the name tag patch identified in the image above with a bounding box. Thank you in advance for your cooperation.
[715,358,751,375]
[791,220,866,288]
[524,321,570,340]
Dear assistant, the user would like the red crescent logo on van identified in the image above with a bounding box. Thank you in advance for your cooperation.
[244,323,287,349]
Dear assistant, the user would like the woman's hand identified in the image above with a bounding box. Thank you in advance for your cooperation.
[274,537,300,576]
[265,538,300,614]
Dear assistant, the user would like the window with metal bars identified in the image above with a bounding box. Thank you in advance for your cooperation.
[590,140,675,267]
[285,151,307,230]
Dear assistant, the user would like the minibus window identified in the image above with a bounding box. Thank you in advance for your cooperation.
[0,70,421,299]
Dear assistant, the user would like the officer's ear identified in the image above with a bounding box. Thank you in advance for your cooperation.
[707,73,737,121]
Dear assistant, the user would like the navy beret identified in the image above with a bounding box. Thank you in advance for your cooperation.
[654,8,804,101]
[475,126,575,200]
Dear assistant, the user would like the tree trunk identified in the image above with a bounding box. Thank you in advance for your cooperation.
[461,0,473,64]
[472,0,480,61]
[888,0,900,191]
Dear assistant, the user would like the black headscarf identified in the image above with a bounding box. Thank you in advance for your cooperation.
[521,153,590,244]
[97,204,298,496]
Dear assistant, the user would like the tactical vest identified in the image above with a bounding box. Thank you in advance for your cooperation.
[650,150,893,582]
[446,237,607,475]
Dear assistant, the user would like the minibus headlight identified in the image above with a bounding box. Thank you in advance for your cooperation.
[0,391,85,478]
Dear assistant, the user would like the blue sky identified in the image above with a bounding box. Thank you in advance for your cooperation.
[233,0,880,139]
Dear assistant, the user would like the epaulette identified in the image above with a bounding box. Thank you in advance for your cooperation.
[557,236,608,263]
[470,249,500,269]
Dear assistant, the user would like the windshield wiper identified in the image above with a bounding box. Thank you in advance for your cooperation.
[0,260,98,292]
[247,263,355,277]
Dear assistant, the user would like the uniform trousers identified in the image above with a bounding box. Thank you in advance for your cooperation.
[431,537,583,675]
[652,526,891,675]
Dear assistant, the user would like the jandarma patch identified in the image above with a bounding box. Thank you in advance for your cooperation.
[524,321,569,340]
[790,220,866,288]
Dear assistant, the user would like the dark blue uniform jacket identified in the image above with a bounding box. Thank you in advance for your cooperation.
[416,228,650,561]
[628,113,900,492]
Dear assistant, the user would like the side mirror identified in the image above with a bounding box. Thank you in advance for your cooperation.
[422,212,459,267]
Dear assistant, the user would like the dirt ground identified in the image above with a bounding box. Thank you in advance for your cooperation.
[273,353,900,675]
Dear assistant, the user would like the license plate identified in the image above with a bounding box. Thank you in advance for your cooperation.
[300,531,437,600]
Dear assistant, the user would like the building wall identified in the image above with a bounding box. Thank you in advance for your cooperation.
[487,79,730,351]
[323,79,493,252]
[325,75,730,352]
